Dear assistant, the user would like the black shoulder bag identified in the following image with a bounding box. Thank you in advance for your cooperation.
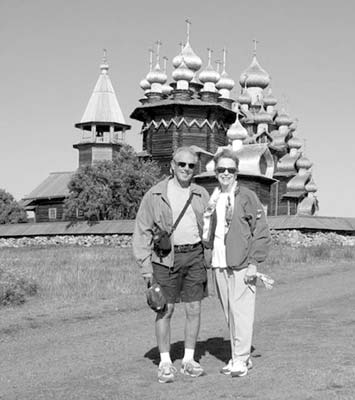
[153,192,194,259]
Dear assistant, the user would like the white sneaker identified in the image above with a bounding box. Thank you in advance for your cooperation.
[230,359,248,378]
[158,362,177,383]
[180,360,205,377]
[220,358,252,376]
[220,359,233,375]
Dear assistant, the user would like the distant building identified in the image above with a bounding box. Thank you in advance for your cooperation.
[23,52,131,222]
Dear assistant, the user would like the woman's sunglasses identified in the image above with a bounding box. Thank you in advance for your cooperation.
[216,167,237,174]
[176,161,196,169]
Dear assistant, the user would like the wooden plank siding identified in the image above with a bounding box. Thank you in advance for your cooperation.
[269,176,301,216]
[34,201,66,223]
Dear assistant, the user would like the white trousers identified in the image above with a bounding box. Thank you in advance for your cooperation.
[214,267,256,363]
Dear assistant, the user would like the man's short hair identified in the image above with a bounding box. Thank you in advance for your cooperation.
[213,148,239,170]
[172,146,198,162]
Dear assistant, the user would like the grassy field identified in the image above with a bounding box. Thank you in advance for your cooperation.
[0,243,354,399]
[0,243,354,307]
[0,246,143,306]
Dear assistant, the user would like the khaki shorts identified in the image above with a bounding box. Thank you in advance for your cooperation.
[152,244,208,303]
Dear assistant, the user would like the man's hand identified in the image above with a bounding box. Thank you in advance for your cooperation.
[142,272,153,288]
[204,248,212,269]
[244,263,257,285]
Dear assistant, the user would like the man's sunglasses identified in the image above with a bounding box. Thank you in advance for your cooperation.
[216,167,237,174]
[176,161,196,169]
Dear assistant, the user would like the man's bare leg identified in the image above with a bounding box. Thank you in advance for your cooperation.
[155,303,175,353]
[184,300,201,350]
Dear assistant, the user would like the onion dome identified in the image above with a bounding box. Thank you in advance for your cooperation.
[199,49,220,84]
[146,41,167,85]
[172,42,184,70]
[263,88,277,107]
[140,48,154,91]
[275,109,292,126]
[180,42,202,72]
[173,42,202,72]
[146,63,167,85]
[276,153,298,174]
[174,20,202,72]
[139,78,151,91]
[227,117,248,141]
[288,135,302,150]
[305,178,317,193]
[238,89,252,105]
[172,59,194,82]
[270,130,287,148]
[296,155,312,169]
[254,107,273,124]
[216,70,234,90]
[239,55,270,89]
[289,118,298,132]
[287,176,306,191]
[216,48,235,91]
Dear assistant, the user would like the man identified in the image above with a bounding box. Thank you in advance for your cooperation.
[203,148,271,377]
[133,146,209,384]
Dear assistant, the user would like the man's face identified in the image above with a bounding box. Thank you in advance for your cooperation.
[171,151,197,186]
[215,157,237,190]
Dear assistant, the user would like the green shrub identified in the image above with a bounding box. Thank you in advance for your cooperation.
[0,267,38,307]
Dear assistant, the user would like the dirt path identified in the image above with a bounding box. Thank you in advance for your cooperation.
[0,263,354,400]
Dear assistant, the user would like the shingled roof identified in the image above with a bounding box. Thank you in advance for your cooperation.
[23,171,74,201]
[75,56,129,130]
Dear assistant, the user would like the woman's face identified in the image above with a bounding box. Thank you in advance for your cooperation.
[215,157,237,191]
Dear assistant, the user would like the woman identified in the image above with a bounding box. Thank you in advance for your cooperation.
[203,148,271,377]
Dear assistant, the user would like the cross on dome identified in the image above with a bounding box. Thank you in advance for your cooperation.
[253,39,259,56]
[185,18,191,43]
[155,40,162,65]
[207,48,213,65]
[148,48,154,71]
[222,47,228,72]
[163,56,168,73]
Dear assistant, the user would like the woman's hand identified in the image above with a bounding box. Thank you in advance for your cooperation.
[244,263,257,285]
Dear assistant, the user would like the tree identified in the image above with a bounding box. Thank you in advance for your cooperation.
[0,189,27,224]
[64,145,161,221]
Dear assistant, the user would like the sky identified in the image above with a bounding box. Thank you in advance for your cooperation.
[1,0,355,217]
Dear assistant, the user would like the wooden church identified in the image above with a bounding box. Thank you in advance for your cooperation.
[131,24,318,216]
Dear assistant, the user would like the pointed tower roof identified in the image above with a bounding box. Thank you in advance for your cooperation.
[75,50,130,131]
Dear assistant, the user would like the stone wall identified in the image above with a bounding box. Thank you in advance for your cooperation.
[0,231,355,248]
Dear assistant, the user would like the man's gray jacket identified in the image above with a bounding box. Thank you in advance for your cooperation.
[133,177,209,276]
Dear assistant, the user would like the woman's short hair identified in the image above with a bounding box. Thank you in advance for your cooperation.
[213,148,239,170]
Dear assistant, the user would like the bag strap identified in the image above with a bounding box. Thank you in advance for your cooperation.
[169,192,194,236]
